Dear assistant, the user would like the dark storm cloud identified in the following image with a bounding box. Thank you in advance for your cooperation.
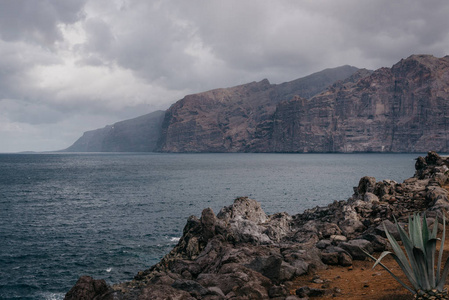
[0,0,86,44]
[1,0,449,152]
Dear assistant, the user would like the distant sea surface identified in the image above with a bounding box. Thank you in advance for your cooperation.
[0,152,423,299]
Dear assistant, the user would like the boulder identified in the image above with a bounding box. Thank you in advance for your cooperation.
[217,197,267,224]
[139,285,195,300]
[375,220,401,240]
[357,176,377,195]
[172,279,209,297]
[64,276,112,300]
[339,239,373,260]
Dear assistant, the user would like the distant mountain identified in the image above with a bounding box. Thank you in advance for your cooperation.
[65,56,449,153]
[63,110,165,152]
[158,65,361,152]
[63,65,360,152]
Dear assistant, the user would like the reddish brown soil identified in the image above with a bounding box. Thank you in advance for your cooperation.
[290,227,449,299]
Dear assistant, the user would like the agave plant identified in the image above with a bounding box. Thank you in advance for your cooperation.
[363,213,449,300]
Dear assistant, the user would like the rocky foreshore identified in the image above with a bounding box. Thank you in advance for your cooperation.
[65,151,449,300]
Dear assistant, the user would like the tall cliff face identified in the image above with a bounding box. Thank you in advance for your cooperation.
[158,65,360,152]
[65,55,449,153]
[64,110,165,152]
[268,55,449,152]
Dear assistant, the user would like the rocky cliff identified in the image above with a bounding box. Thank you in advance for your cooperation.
[261,55,449,152]
[158,65,361,152]
[64,54,449,153]
[160,54,449,153]
[65,151,449,299]
[64,110,165,152]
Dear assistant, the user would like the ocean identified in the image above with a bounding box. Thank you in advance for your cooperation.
[0,152,421,299]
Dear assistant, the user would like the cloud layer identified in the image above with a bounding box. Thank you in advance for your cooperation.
[1,0,449,152]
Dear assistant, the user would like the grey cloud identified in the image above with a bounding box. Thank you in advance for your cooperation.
[0,0,86,45]
[1,0,449,152]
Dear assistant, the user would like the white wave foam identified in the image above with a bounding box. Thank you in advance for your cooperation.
[106,267,112,272]
[41,292,64,300]
[170,237,180,242]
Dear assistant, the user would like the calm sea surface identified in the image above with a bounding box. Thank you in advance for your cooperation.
[0,153,422,299]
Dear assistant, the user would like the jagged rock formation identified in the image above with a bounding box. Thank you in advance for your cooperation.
[65,151,449,299]
[264,55,449,152]
[64,110,165,152]
[158,65,361,152]
[160,54,449,153]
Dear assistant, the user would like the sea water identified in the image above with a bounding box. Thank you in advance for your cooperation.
[0,152,421,299]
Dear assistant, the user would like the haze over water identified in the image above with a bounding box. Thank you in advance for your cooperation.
[0,153,420,299]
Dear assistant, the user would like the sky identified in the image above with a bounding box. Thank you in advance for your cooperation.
[1,0,449,152]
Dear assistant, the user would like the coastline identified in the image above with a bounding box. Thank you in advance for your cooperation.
[65,151,449,299]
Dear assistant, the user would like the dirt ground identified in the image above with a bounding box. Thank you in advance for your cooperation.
[290,227,449,299]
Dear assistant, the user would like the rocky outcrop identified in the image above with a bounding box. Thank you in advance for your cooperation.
[159,54,449,153]
[267,55,449,152]
[158,66,360,152]
[63,110,165,152]
[66,151,449,299]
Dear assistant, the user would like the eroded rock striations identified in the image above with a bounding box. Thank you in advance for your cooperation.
[160,54,449,153]
[158,66,361,152]
[266,55,449,152]
[66,151,449,299]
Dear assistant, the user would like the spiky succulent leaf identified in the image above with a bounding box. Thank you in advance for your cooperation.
[412,214,425,252]
[436,255,449,291]
[413,246,431,291]
[393,220,419,287]
[422,214,430,248]
[362,248,415,294]
[425,238,438,287]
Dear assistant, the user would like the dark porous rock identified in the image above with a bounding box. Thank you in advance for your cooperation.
[357,176,377,196]
[316,239,332,249]
[375,219,401,240]
[296,286,331,297]
[197,263,271,296]
[268,284,290,298]
[217,196,267,224]
[317,222,342,238]
[321,246,352,266]
[172,279,210,297]
[364,192,380,203]
[281,245,325,274]
[426,151,442,165]
[338,252,353,266]
[64,276,113,300]
[338,218,365,237]
[427,186,449,211]
[139,285,195,300]
[321,252,339,265]
[339,239,373,260]
[362,233,389,252]
[263,212,292,242]
[201,208,219,241]
[206,286,225,297]
[245,255,283,282]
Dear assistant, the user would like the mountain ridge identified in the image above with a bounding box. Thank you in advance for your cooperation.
[63,54,449,153]
[63,65,360,152]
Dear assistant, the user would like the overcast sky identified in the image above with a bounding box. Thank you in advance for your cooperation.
[1,0,449,152]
